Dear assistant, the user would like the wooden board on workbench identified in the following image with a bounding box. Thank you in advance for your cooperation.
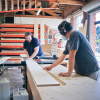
[26,60,60,86]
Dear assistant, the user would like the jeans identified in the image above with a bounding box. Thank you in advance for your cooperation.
[88,70,100,82]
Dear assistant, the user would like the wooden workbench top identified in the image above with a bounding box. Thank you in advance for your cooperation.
[27,63,100,100]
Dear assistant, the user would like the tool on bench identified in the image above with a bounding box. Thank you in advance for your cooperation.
[34,55,68,64]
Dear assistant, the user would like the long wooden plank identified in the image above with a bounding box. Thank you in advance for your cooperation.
[20,54,27,58]
[11,0,14,10]
[27,68,42,100]
[3,32,25,34]
[1,38,25,40]
[1,33,25,35]
[17,0,19,10]
[26,60,60,86]
[5,0,8,11]
[0,28,47,33]
[0,52,25,55]
[1,50,25,53]
[0,24,47,28]
[0,40,24,43]
[40,19,44,44]
[34,19,38,38]
[0,0,2,11]
[29,0,32,9]
[0,57,10,64]
[0,45,23,48]
[23,0,25,9]
[0,43,23,45]
[0,28,34,32]
[0,34,25,37]
[37,64,100,100]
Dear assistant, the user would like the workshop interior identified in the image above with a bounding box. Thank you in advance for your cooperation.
[0,0,100,100]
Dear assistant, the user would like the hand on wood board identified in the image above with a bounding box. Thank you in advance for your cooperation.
[59,72,71,77]
[26,57,32,60]
[43,66,53,71]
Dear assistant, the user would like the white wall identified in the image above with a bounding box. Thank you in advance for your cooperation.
[14,17,63,29]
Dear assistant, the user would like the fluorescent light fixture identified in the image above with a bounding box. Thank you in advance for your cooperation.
[36,9,41,15]
[36,7,41,15]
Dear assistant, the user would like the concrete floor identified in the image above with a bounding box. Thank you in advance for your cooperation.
[0,67,24,99]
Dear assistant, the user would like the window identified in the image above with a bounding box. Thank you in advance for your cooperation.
[75,14,83,30]
[66,18,70,23]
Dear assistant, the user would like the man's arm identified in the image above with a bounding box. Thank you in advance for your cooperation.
[30,46,39,59]
[24,49,29,58]
[59,50,77,77]
[43,54,67,70]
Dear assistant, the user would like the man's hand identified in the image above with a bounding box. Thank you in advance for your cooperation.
[26,57,32,60]
[59,72,71,77]
[43,66,53,71]
[26,56,29,59]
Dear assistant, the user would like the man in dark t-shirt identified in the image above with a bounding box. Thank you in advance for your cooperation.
[44,21,100,81]
[23,32,43,59]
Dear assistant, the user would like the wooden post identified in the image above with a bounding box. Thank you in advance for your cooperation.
[23,0,25,9]
[42,11,45,16]
[17,0,19,10]
[35,0,36,8]
[11,0,14,10]
[5,0,8,11]
[34,19,38,38]
[40,19,44,44]
[0,0,2,11]
[29,0,31,9]
[28,80,32,100]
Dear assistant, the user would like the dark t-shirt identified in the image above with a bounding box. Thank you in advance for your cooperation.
[23,36,43,57]
[63,30,99,76]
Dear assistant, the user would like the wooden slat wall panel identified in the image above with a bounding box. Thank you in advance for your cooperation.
[40,19,44,44]
[34,19,38,38]
[0,0,2,11]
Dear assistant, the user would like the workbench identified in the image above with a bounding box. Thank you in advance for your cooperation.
[1,56,100,100]
[26,62,100,100]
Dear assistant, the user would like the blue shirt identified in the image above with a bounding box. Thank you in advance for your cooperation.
[63,31,99,76]
[23,36,43,57]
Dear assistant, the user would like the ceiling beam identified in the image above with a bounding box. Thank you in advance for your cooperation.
[58,0,84,5]
[45,9,60,17]
[36,2,41,7]
[51,3,58,8]
[27,1,35,8]
[29,0,32,9]
[64,5,82,18]
[0,14,62,19]
[27,10,37,15]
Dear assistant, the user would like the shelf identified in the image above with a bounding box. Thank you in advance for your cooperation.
[0,45,23,48]
[7,59,20,61]
[0,28,47,33]
[0,34,25,37]
[0,24,47,29]
[0,40,24,43]
[0,52,25,55]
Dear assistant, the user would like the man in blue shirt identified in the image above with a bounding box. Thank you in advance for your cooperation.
[44,21,100,81]
[23,32,43,59]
